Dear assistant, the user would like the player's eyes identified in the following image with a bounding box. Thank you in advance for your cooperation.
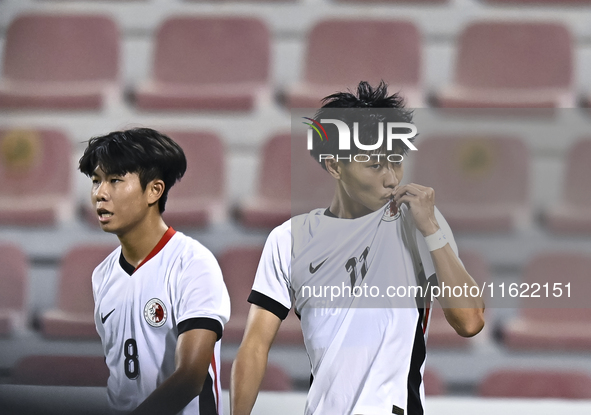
[369,164,381,169]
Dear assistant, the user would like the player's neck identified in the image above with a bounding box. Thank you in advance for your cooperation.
[117,213,169,268]
[329,184,373,219]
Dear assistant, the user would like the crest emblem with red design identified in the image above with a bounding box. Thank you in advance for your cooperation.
[382,200,400,222]
[144,298,167,327]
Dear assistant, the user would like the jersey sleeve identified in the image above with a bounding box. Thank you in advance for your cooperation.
[416,206,461,280]
[174,247,230,340]
[248,221,292,320]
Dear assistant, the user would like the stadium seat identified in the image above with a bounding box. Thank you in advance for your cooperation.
[239,133,334,229]
[423,368,445,396]
[163,131,226,227]
[0,244,27,336]
[218,246,303,345]
[135,16,270,111]
[0,128,73,226]
[478,369,591,399]
[41,245,116,339]
[0,13,120,110]
[427,250,489,348]
[487,0,591,3]
[434,21,574,108]
[220,360,293,391]
[502,252,591,351]
[411,134,529,232]
[284,19,423,108]
[546,139,591,233]
[11,355,109,387]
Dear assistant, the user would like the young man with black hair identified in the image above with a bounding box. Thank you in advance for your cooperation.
[231,82,484,415]
[79,128,230,415]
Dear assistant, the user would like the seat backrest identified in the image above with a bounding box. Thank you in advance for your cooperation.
[3,13,119,82]
[57,245,116,313]
[153,16,269,84]
[218,246,263,316]
[479,369,591,399]
[0,129,71,196]
[0,243,26,310]
[562,139,591,206]
[12,355,109,386]
[255,134,292,201]
[411,135,528,205]
[304,19,421,87]
[455,21,572,89]
[164,131,224,199]
[520,252,591,321]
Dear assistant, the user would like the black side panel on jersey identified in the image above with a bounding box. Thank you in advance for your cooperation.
[178,317,223,341]
[248,290,290,320]
[406,308,426,415]
[199,373,218,415]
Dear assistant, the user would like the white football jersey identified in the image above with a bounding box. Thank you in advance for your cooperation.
[249,202,459,415]
[93,227,231,415]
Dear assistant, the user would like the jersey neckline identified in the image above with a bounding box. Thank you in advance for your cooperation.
[119,227,176,276]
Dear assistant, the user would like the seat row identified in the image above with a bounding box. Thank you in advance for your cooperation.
[1,127,591,233]
[0,14,588,111]
[2,242,591,351]
[9,353,591,400]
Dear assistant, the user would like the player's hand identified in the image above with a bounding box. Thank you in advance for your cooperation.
[392,183,439,237]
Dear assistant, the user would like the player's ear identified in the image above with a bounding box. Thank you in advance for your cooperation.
[147,179,165,205]
[325,158,342,180]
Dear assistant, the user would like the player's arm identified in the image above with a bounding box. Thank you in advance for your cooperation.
[129,327,218,415]
[393,183,485,337]
[231,304,282,415]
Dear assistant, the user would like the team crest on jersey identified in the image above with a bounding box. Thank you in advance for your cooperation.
[144,298,167,327]
[382,200,400,222]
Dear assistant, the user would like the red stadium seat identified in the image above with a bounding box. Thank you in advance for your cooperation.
[336,0,447,2]
[0,128,73,226]
[478,369,591,399]
[411,134,529,232]
[423,368,446,396]
[218,246,303,345]
[12,355,109,386]
[546,139,591,233]
[434,21,574,108]
[487,0,591,3]
[285,19,423,109]
[0,13,120,110]
[0,244,27,336]
[239,133,334,229]
[41,245,116,339]
[135,16,270,111]
[163,131,226,227]
[502,252,591,351]
[220,360,293,391]
[427,250,489,348]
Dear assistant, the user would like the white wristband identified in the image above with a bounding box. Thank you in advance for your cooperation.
[424,229,448,252]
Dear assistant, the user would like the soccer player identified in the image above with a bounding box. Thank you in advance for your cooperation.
[231,82,485,415]
[79,128,230,415]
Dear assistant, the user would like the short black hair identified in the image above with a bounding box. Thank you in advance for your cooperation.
[78,128,187,213]
[310,80,415,170]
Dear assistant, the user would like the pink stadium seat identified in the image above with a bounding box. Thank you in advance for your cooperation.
[0,13,119,110]
[487,0,591,3]
[285,19,423,109]
[411,134,529,232]
[478,369,591,399]
[12,355,109,386]
[337,0,446,2]
[435,21,574,108]
[502,252,591,351]
[0,128,73,226]
[135,16,270,111]
[427,250,489,348]
[423,368,445,396]
[41,245,116,339]
[546,139,591,233]
[0,244,27,336]
[218,246,303,345]
[239,133,334,229]
[163,131,226,227]
[220,360,293,391]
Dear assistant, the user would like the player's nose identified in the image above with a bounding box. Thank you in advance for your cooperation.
[93,181,109,202]
[384,164,399,189]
